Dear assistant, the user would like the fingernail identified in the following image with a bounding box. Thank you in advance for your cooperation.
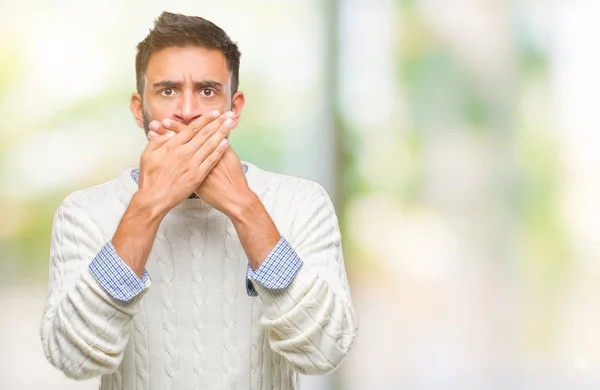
[148,130,158,137]
[167,131,175,138]
[162,119,171,128]
[224,118,234,127]
[210,110,220,118]
[226,111,235,119]
[221,138,229,148]
[149,121,159,131]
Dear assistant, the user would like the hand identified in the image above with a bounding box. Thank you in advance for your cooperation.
[138,111,235,216]
[197,147,281,269]
[195,146,255,217]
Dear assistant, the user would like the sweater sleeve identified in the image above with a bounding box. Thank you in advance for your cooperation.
[248,183,358,375]
[39,196,151,380]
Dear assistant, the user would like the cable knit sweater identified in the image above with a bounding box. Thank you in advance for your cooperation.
[40,162,358,389]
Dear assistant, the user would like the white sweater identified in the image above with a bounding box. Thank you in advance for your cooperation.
[40,162,358,390]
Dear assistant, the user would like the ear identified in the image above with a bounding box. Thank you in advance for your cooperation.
[130,93,144,128]
[230,91,245,128]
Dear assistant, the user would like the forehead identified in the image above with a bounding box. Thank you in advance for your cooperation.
[145,46,230,83]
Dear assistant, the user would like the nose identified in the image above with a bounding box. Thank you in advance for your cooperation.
[173,90,202,124]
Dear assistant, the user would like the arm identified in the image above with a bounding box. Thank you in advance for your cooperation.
[229,191,281,270]
[196,150,358,374]
[247,184,358,375]
[112,191,166,277]
[40,196,153,380]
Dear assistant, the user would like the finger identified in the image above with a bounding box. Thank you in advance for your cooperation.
[189,109,221,133]
[189,110,221,132]
[197,138,230,178]
[161,118,188,134]
[148,130,174,139]
[162,110,218,137]
[189,116,235,166]
[189,112,235,151]
[165,109,224,145]
[149,120,168,136]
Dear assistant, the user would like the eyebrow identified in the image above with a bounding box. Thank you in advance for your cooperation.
[151,80,224,91]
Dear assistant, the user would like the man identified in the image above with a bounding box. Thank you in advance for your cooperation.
[40,11,357,390]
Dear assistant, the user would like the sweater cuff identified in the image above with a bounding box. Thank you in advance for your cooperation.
[245,237,303,297]
[89,241,151,302]
[250,265,320,319]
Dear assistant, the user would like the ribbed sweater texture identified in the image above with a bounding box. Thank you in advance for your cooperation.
[40,162,357,389]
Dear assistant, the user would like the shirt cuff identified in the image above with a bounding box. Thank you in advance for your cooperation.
[89,241,151,302]
[245,237,303,297]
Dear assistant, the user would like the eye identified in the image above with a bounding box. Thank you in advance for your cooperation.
[160,88,175,96]
[201,89,215,97]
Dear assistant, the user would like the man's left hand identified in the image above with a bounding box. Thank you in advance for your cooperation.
[195,147,255,217]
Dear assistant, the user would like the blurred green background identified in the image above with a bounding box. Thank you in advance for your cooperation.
[2,0,599,389]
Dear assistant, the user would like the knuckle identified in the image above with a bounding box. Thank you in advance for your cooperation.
[214,143,226,156]
[174,147,187,158]
[165,141,178,153]
[216,124,228,135]
[205,137,219,151]
[208,121,222,133]
[207,154,219,166]
[204,124,217,136]
[196,125,211,138]
[190,119,206,132]
[206,138,218,148]
[191,116,207,127]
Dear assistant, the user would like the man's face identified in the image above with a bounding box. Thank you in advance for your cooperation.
[131,46,244,134]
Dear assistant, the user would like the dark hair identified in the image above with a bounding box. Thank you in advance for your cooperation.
[135,12,241,97]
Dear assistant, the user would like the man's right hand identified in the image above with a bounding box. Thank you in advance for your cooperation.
[137,110,235,217]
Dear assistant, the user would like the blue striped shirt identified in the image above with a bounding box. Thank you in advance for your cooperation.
[88,166,303,301]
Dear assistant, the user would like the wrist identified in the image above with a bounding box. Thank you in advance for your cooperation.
[130,190,168,223]
[228,190,261,223]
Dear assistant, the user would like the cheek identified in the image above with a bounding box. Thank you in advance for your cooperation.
[205,95,231,111]
[145,99,178,119]
[205,101,227,111]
